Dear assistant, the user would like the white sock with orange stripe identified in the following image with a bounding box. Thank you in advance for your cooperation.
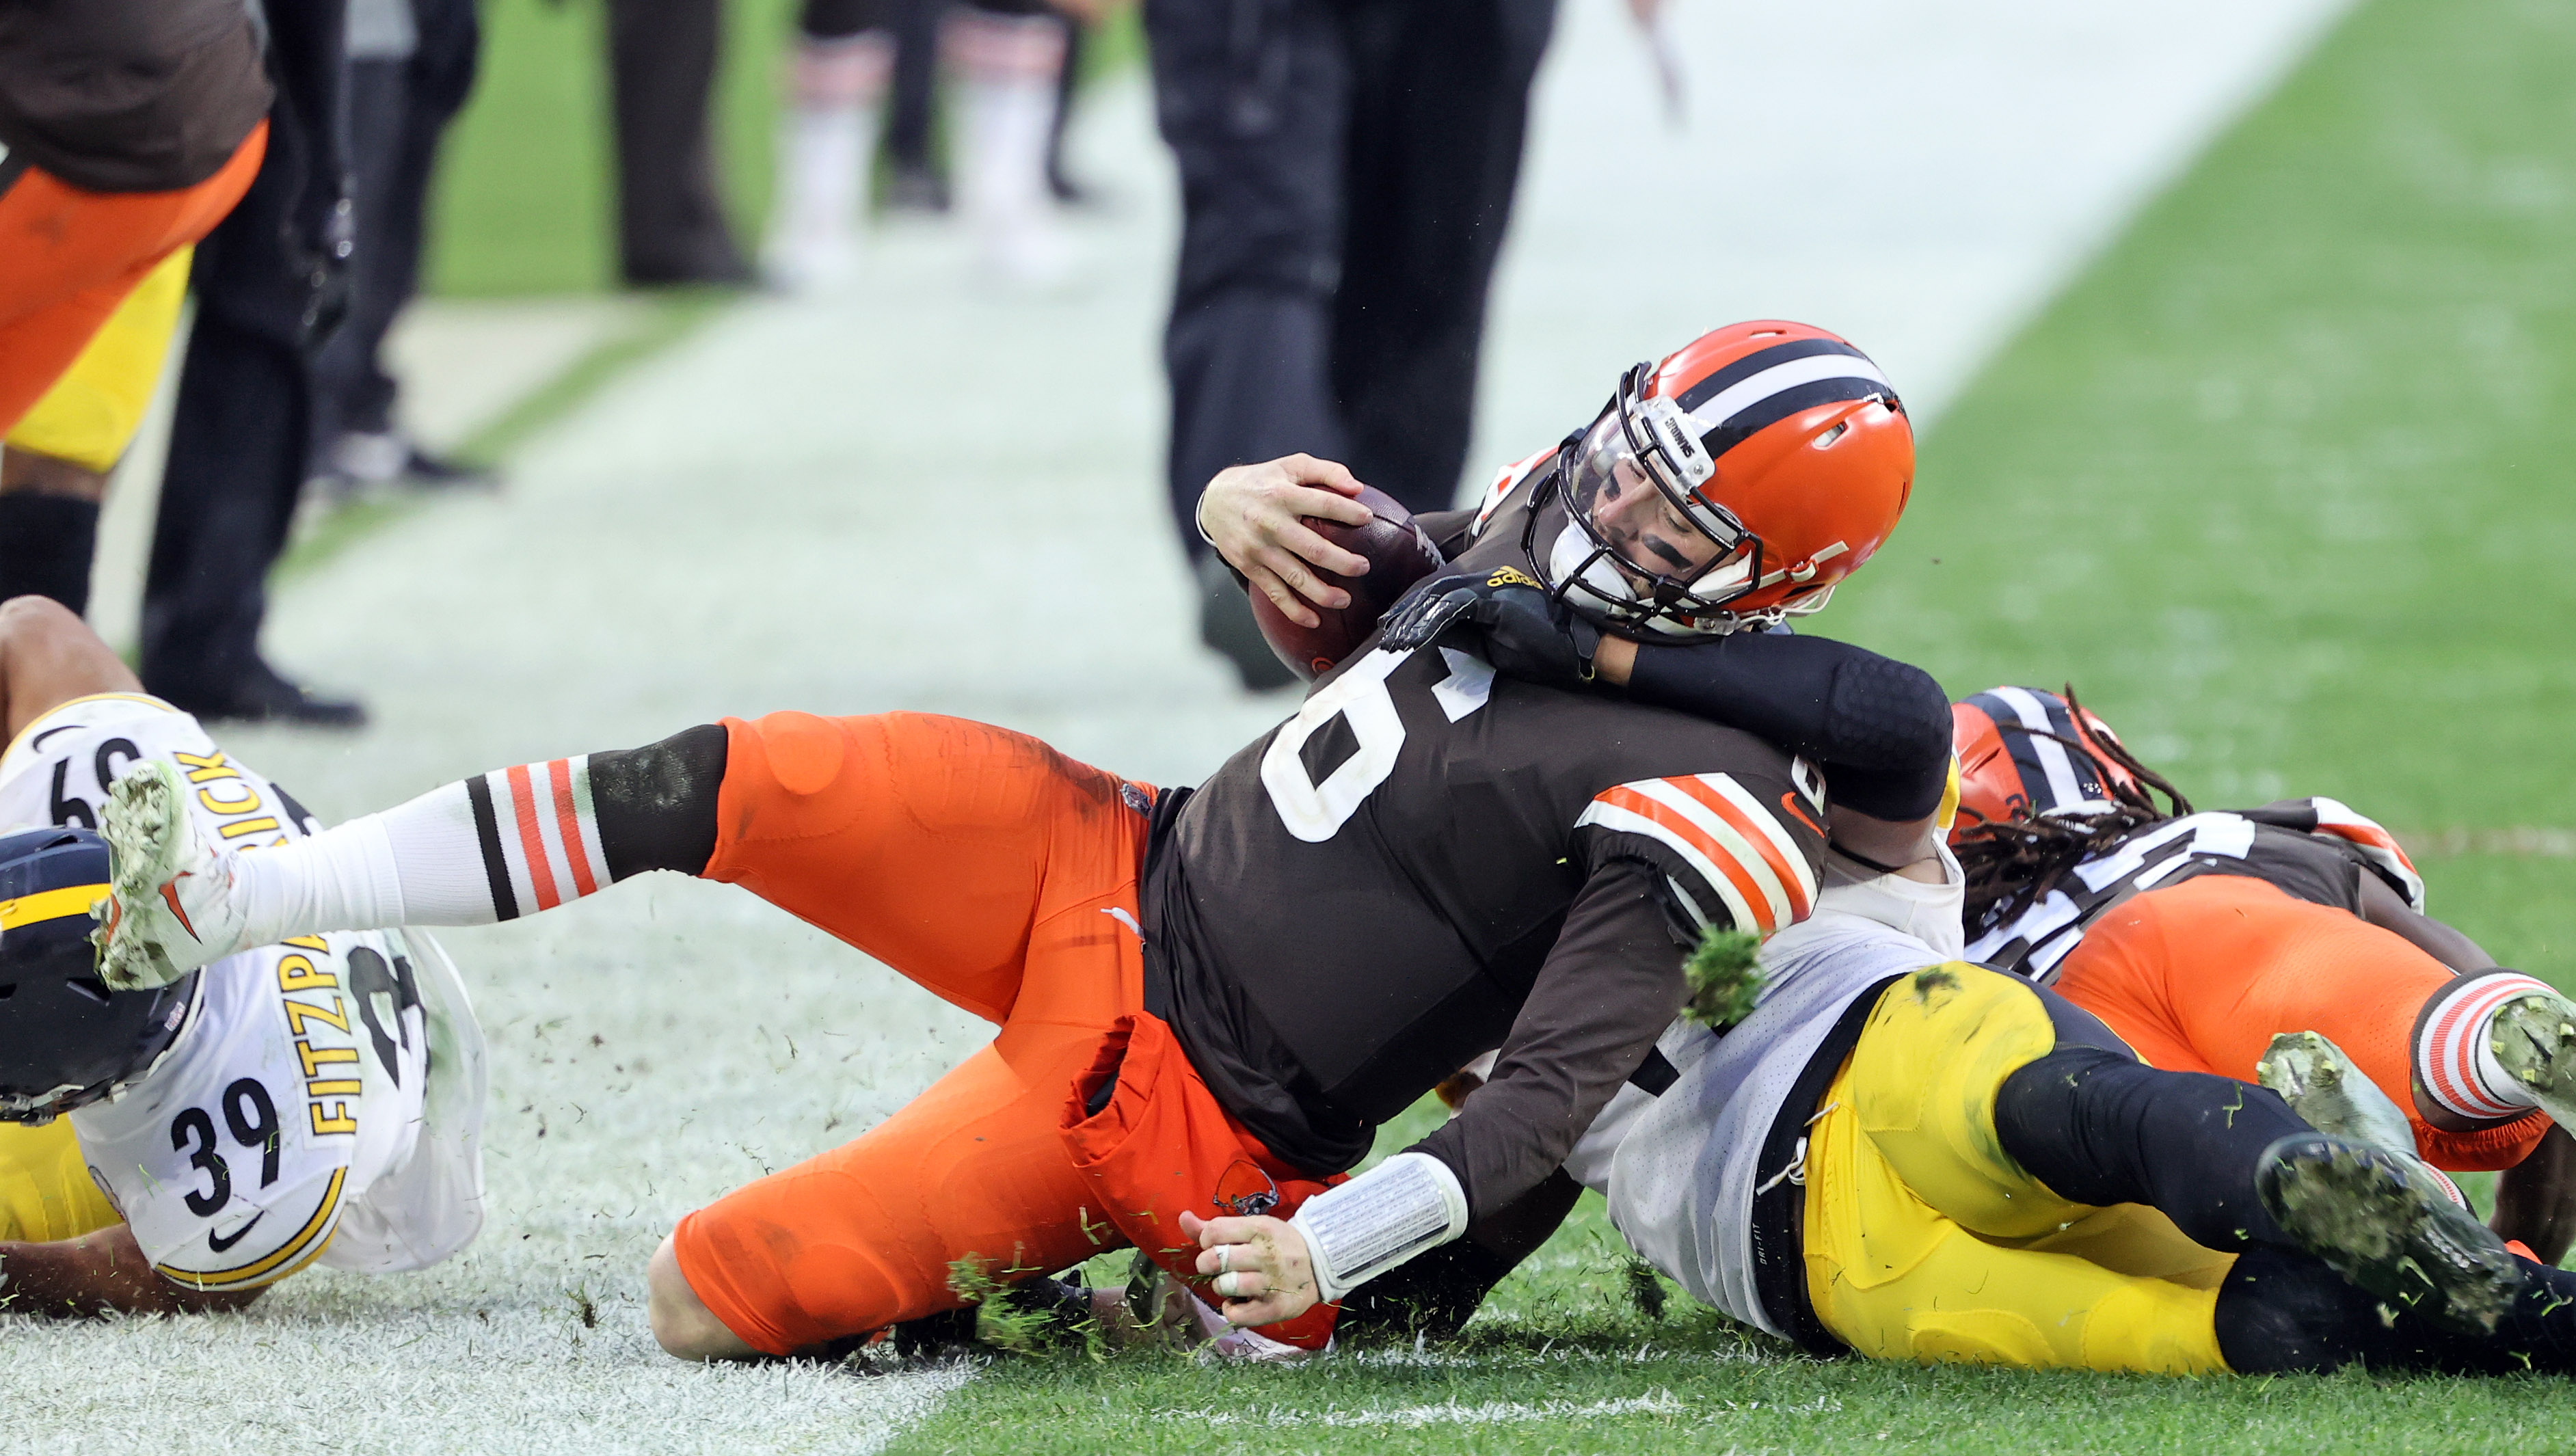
[228,757,614,939]
[2415,970,2563,1122]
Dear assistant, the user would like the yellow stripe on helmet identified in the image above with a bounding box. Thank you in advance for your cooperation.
[0,884,109,930]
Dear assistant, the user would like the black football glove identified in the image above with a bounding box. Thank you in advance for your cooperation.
[1380,567,1602,688]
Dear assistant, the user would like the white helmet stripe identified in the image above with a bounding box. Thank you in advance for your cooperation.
[1985,685,2091,811]
[1683,353,1896,438]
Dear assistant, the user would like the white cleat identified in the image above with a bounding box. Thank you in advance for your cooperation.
[2259,1029,2470,1211]
[2259,1029,2419,1156]
[2488,988,2576,1128]
[91,760,255,990]
[760,224,863,295]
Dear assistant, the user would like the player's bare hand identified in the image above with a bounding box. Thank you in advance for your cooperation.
[1179,1209,1320,1327]
[1196,455,1376,629]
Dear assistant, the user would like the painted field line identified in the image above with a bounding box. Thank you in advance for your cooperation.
[1157,1389,1689,1428]
[2400,829,2576,859]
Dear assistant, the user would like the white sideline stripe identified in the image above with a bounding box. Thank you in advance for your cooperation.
[1163,1390,1690,1428]
[1624,777,1800,928]
[1685,353,1895,433]
[2398,827,2576,860]
[1987,685,2089,810]
[1704,770,1821,911]
[1577,798,1765,934]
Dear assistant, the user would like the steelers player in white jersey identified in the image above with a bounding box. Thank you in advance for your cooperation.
[0,597,486,1314]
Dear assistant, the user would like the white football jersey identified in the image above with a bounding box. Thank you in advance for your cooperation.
[0,694,487,1289]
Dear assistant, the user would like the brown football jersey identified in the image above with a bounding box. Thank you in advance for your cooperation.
[1144,633,1827,1217]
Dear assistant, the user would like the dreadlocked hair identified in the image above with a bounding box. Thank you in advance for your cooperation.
[1953,684,2195,933]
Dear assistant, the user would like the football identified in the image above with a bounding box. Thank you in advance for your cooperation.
[1249,485,1447,682]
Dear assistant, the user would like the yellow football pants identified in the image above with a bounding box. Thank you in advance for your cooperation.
[4,245,191,474]
[1801,961,2236,1374]
[0,1118,122,1244]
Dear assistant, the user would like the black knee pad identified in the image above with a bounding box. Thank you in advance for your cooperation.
[589,723,727,879]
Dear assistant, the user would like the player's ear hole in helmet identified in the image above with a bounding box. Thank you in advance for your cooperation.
[1529,320,1916,639]
[0,825,200,1125]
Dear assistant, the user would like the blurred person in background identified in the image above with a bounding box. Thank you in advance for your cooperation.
[875,1,1091,214]
[310,0,496,496]
[139,0,371,729]
[0,0,271,615]
[763,0,1103,290]
[880,0,951,213]
[608,0,752,286]
[1151,0,1602,689]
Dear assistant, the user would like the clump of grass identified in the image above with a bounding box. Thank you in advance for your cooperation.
[1683,928,1763,1028]
[947,1254,1110,1359]
[1624,1258,1669,1323]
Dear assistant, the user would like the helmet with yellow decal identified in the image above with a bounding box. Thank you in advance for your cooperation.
[0,826,199,1122]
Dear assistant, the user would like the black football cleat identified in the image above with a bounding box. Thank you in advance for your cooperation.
[159,658,368,731]
[2257,1133,2523,1336]
[399,446,500,493]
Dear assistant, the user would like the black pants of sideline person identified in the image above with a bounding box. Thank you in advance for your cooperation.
[1146,0,1557,541]
[608,0,750,285]
[312,0,481,450]
[140,0,364,725]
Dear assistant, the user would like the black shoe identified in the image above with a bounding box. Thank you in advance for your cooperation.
[883,163,950,215]
[620,247,756,289]
[160,659,368,730]
[401,447,500,492]
[1197,554,1297,692]
[2257,1133,2523,1336]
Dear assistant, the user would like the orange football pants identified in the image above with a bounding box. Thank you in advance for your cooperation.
[2053,874,2546,1172]
[670,712,1335,1356]
[0,122,266,435]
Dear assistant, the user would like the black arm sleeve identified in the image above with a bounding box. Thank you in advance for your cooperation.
[1624,632,1950,820]
[587,724,729,880]
[1407,861,1689,1218]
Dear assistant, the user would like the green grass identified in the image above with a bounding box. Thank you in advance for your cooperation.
[422,0,797,296]
[421,0,1141,297]
[1829,0,2576,837]
[892,1,2576,1449]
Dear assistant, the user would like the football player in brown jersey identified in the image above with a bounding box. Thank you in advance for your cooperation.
[1198,321,1958,889]
[88,543,1835,1360]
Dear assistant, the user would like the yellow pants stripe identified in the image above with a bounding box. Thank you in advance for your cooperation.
[6,245,191,474]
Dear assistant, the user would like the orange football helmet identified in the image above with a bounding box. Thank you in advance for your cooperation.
[1537,320,1916,636]
[1949,686,2143,835]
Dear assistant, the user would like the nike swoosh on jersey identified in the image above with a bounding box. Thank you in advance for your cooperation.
[206,1211,265,1253]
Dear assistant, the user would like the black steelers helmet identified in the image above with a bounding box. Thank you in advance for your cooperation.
[0,826,199,1124]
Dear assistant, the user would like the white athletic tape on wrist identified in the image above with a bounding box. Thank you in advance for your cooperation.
[1288,1152,1468,1303]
